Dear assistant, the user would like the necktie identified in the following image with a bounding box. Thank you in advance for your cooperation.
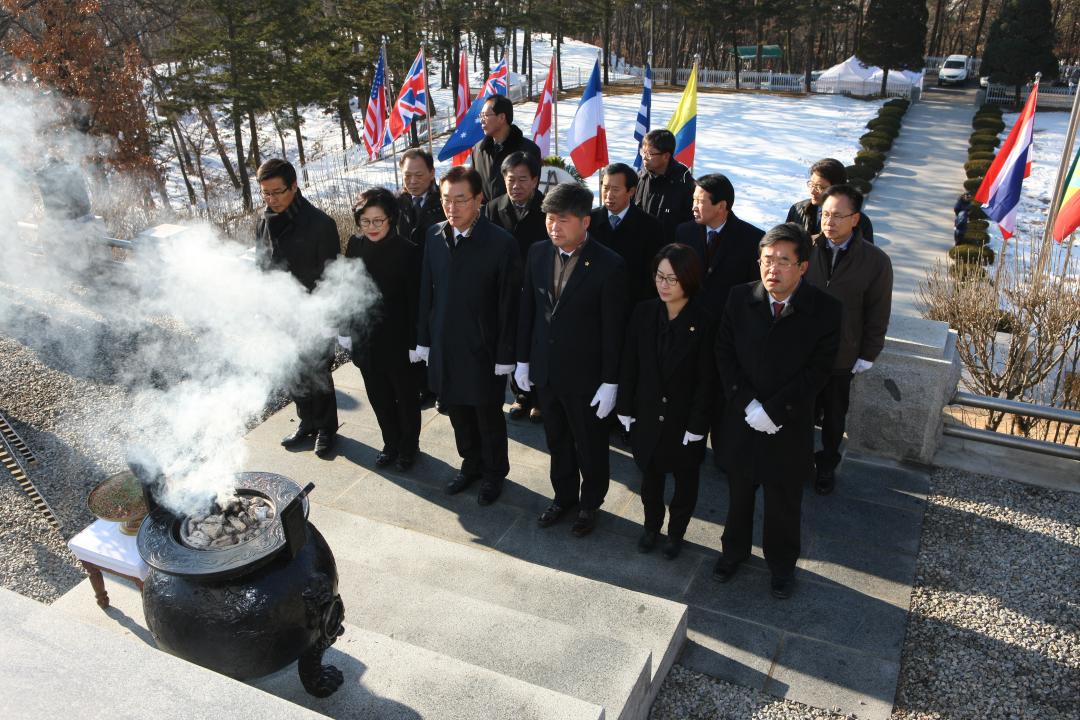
[455,233,465,248]
[772,301,784,319]
[412,195,423,210]
[610,214,621,229]
[560,252,572,264]
[706,230,719,265]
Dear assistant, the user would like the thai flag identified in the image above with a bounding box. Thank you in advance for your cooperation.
[633,61,652,170]
[452,50,471,166]
[567,58,608,178]
[531,55,556,158]
[437,56,510,162]
[362,47,389,161]
[386,49,427,143]
[975,80,1039,239]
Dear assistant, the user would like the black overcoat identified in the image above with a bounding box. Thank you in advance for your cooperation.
[715,281,841,487]
[589,203,664,306]
[484,191,548,263]
[471,125,542,202]
[417,215,520,405]
[255,194,340,291]
[396,187,446,248]
[635,159,695,244]
[676,212,764,316]
[786,199,875,244]
[616,298,717,471]
[344,233,420,369]
[517,237,628,396]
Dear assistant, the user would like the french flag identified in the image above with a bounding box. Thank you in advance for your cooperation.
[567,58,608,178]
[975,80,1039,239]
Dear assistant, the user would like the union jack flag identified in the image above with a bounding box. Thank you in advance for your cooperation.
[386,48,428,143]
[363,47,389,161]
[480,57,508,98]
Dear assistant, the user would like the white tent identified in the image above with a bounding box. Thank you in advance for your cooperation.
[867,67,913,89]
[817,55,875,83]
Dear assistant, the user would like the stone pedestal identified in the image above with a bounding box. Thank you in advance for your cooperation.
[846,314,961,465]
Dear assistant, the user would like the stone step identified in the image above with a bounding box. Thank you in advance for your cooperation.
[309,502,687,719]
[1,587,327,720]
[250,621,606,720]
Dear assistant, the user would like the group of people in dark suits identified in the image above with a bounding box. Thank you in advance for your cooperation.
[256,116,894,599]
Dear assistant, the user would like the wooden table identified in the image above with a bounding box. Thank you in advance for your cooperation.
[67,519,149,609]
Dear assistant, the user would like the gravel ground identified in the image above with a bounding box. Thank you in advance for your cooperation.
[2,282,1077,718]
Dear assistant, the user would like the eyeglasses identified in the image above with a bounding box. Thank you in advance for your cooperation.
[441,196,478,207]
[820,211,855,221]
[640,149,665,159]
[654,272,680,287]
[806,181,829,193]
[261,187,292,199]
[758,256,797,269]
[479,112,498,119]
[358,217,389,228]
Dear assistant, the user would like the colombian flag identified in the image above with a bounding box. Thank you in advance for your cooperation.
[1052,146,1080,243]
[667,61,698,170]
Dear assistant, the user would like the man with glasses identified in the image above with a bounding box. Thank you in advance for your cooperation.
[472,95,541,203]
[786,159,874,243]
[805,185,892,495]
[713,223,841,599]
[635,129,696,244]
[414,166,521,506]
[255,158,341,458]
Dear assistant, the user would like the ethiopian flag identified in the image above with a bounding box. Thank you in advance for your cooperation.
[1051,146,1080,243]
[667,62,698,170]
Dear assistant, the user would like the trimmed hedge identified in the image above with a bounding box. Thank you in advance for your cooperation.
[885,98,910,110]
[867,116,902,131]
[849,177,872,194]
[971,130,1002,145]
[968,150,996,163]
[846,163,877,181]
[965,160,992,178]
[878,105,906,119]
[857,148,887,163]
[961,227,990,245]
[949,243,995,265]
[972,116,1006,133]
[967,218,989,233]
[963,177,984,193]
[855,154,885,173]
[969,140,998,154]
[861,136,892,152]
[968,204,987,221]
[976,103,1003,118]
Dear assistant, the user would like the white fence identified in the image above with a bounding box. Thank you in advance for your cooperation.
[984,83,1075,109]
[624,66,920,100]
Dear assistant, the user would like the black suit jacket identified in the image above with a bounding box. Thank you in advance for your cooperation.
[396,187,446,248]
[255,194,340,291]
[786,199,874,244]
[715,280,841,487]
[589,203,664,306]
[471,124,542,202]
[676,212,764,315]
[517,237,628,396]
[417,215,521,405]
[616,299,717,472]
[344,233,420,369]
[484,191,548,263]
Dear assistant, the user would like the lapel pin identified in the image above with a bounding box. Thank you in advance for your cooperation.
[690,326,695,332]
[584,260,590,267]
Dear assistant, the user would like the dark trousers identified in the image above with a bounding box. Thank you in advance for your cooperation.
[536,386,610,510]
[444,402,509,483]
[815,371,853,471]
[641,461,701,539]
[509,375,536,409]
[721,477,802,577]
[293,343,338,432]
[358,359,420,456]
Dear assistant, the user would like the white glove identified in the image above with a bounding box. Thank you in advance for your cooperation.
[495,363,514,376]
[744,399,781,434]
[411,346,429,364]
[514,362,532,391]
[852,358,874,374]
[682,431,705,445]
[589,383,618,419]
[336,335,352,352]
[617,415,635,433]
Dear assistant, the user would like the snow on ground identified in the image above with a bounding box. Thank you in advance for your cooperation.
[992,110,1080,280]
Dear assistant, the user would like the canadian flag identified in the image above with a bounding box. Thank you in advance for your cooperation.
[452,50,471,166]
[567,58,608,178]
[531,55,556,158]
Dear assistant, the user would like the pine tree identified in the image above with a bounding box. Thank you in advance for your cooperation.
[858,0,928,96]
[982,0,1058,105]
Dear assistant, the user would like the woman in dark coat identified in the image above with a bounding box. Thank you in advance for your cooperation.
[616,243,716,559]
[345,188,422,471]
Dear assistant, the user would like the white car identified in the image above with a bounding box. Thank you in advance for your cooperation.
[938,55,970,86]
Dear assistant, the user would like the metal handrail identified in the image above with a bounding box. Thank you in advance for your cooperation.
[942,424,1080,461]
[952,390,1080,425]
[946,391,1080,461]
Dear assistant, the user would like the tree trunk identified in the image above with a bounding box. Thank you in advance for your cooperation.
[338,98,360,145]
[603,2,611,85]
[168,120,197,205]
[928,0,946,58]
[971,0,992,57]
[247,110,261,170]
[198,105,240,189]
[291,103,308,182]
[880,67,889,96]
[231,102,252,211]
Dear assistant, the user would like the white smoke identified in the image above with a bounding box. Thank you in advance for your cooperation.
[0,82,378,517]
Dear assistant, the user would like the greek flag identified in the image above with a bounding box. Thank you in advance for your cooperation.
[633,62,652,170]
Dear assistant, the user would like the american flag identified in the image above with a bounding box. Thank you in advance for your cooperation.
[633,61,652,170]
[386,48,428,143]
[480,56,508,97]
[363,47,389,161]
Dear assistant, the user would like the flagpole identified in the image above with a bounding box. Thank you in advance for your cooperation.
[422,42,434,158]
[383,39,401,189]
[1036,72,1080,279]
[552,50,559,158]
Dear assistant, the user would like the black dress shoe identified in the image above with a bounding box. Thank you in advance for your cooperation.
[419,392,437,410]
[537,502,573,528]
[314,430,336,458]
[281,426,315,447]
[477,480,503,506]
[771,574,795,599]
[712,557,741,583]
[637,530,659,553]
[619,428,632,447]
[571,509,597,538]
[663,537,684,560]
[445,472,479,495]
[375,450,397,467]
[395,453,416,471]
[508,402,527,420]
[528,407,543,423]
[815,465,836,495]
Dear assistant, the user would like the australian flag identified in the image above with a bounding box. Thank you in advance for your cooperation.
[633,61,652,170]
[386,48,428,143]
[437,56,509,161]
[363,47,389,161]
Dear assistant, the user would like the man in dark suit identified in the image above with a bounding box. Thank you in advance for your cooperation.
[255,158,341,458]
[414,167,521,506]
[590,162,664,307]
[675,173,764,467]
[485,151,547,423]
[472,95,542,203]
[515,183,628,537]
[713,222,841,599]
[785,158,874,243]
[635,129,695,244]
